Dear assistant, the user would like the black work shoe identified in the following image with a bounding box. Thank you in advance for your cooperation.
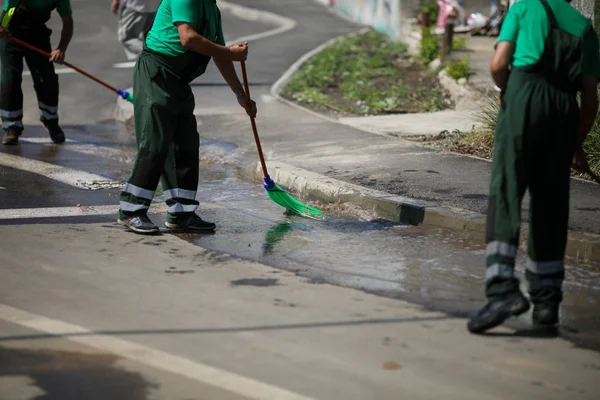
[532,303,559,327]
[467,291,530,334]
[165,214,216,233]
[117,215,160,235]
[2,128,22,145]
[43,121,65,144]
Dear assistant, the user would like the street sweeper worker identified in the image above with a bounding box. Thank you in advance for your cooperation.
[118,0,257,235]
[0,0,73,146]
[468,0,600,334]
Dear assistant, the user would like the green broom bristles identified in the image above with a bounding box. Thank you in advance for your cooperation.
[264,180,323,219]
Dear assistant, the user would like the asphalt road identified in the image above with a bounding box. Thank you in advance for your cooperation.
[1,1,600,399]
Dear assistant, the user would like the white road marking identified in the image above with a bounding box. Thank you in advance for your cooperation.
[19,137,78,144]
[0,205,119,220]
[0,304,316,400]
[260,94,276,103]
[0,186,5,190]
[113,61,137,69]
[0,153,112,188]
[193,108,234,116]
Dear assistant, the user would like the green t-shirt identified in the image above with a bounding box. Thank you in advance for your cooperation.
[497,0,600,78]
[145,0,225,57]
[2,0,72,17]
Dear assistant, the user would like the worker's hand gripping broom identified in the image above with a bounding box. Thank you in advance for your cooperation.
[1,35,134,104]
[240,61,322,219]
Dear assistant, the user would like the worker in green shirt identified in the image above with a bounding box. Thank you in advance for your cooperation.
[117,0,256,235]
[0,0,74,145]
[468,0,600,334]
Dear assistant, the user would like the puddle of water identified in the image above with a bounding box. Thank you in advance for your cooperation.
[174,153,600,352]
[87,130,600,352]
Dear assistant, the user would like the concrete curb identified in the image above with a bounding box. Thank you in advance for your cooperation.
[240,161,600,263]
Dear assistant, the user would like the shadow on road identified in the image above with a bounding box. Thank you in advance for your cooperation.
[0,346,157,400]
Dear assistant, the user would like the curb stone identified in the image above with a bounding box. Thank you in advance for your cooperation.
[240,161,600,263]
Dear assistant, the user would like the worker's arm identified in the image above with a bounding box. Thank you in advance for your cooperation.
[49,0,73,63]
[577,75,598,149]
[214,55,257,118]
[49,15,73,63]
[111,0,120,14]
[490,41,513,92]
[573,75,598,173]
[491,3,518,93]
[176,22,246,61]
[171,0,245,61]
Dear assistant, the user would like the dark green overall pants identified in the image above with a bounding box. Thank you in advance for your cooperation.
[118,20,214,223]
[0,0,60,132]
[485,0,585,305]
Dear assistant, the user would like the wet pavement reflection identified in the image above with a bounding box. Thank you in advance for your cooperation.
[173,141,600,352]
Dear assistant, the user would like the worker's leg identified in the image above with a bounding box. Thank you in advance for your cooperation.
[468,81,531,334]
[484,110,529,299]
[118,55,174,229]
[161,90,215,232]
[526,96,578,326]
[0,40,25,143]
[24,28,63,143]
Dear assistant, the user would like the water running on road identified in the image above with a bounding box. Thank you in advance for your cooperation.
[159,139,600,352]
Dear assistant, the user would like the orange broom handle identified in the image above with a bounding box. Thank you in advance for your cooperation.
[8,36,118,93]
[240,61,269,178]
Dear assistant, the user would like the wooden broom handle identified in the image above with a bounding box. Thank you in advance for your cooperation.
[8,36,118,93]
[240,61,269,178]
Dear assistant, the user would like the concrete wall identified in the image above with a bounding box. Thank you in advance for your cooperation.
[326,0,403,39]
[318,0,496,40]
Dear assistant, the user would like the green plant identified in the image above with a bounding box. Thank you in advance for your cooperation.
[473,91,500,134]
[583,111,600,175]
[419,0,439,25]
[446,57,471,80]
[420,27,439,65]
[473,91,600,177]
[452,36,467,50]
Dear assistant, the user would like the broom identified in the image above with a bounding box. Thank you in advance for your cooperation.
[240,61,322,219]
[3,36,134,104]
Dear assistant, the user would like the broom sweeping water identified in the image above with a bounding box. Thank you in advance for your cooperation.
[240,61,322,219]
[3,36,134,104]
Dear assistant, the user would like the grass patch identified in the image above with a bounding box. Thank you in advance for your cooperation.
[282,30,452,115]
[445,58,471,81]
[419,27,440,66]
[452,37,467,50]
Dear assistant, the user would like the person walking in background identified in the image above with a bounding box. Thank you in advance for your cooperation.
[111,0,160,60]
[467,0,600,334]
